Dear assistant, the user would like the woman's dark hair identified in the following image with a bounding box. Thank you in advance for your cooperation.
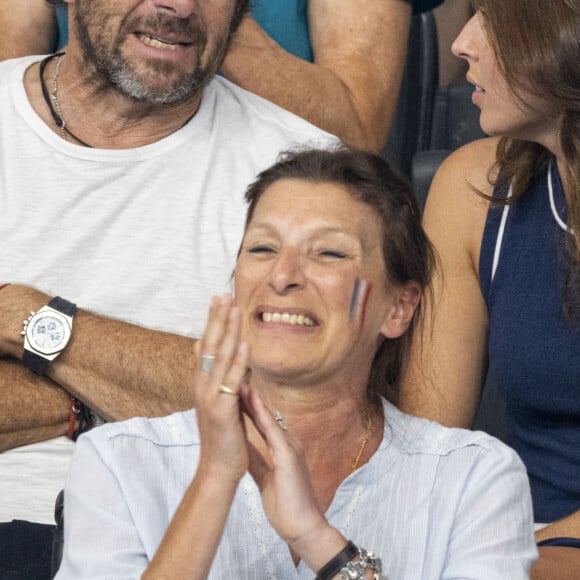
[474,0,580,316]
[243,146,436,401]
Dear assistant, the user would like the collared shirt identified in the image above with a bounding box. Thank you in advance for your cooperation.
[56,400,536,579]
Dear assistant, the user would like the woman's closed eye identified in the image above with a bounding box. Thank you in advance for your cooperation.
[247,244,276,255]
[317,249,349,259]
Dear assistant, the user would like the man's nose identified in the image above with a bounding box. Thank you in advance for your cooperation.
[151,0,197,19]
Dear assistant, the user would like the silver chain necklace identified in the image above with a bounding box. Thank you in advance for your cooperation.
[40,52,92,147]
[51,54,68,142]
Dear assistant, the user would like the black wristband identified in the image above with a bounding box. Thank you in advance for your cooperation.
[49,296,77,317]
[23,350,51,375]
[315,541,358,580]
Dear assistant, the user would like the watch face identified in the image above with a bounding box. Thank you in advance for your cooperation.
[28,314,70,355]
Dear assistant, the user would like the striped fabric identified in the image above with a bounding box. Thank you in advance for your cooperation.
[57,399,536,579]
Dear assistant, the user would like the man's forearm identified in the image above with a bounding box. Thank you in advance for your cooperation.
[1,284,197,423]
[0,358,70,451]
[221,0,412,152]
[51,308,197,421]
[221,18,363,141]
[0,0,57,61]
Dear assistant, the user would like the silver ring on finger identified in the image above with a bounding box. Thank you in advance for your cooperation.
[200,354,216,373]
[274,410,287,431]
[218,384,238,396]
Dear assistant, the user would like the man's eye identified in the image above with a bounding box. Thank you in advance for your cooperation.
[248,245,274,254]
[319,250,346,259]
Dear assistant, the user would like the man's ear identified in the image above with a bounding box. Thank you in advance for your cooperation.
[379,282,422,339]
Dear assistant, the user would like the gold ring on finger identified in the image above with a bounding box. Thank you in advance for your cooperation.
[218,384,238,396]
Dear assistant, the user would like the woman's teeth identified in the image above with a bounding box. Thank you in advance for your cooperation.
[261,312,315,326]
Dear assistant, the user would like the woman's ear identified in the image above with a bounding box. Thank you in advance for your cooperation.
[379,281,422,339]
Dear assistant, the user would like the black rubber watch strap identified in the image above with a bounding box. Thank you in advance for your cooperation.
[48,296,77,317]
[315,541,359,580]
[23,350,51,376]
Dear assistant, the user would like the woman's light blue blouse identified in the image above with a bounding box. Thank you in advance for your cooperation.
[55,399,536,579]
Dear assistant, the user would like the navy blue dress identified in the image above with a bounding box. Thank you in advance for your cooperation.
[480,161,580,523]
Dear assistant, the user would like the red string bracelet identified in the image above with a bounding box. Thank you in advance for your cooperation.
[0,283,11,292]
[66,396,79,439]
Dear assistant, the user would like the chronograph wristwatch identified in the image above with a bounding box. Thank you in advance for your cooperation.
[21,296,76,375]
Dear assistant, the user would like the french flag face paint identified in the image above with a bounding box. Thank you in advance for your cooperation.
[349,277,373,328]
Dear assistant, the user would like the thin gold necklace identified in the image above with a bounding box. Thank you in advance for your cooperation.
[351,406,372,472]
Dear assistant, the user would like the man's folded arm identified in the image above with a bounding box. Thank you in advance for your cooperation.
[0,359,71,451]
[0,285,198,430]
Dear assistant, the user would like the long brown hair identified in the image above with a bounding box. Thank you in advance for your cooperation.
[474,0,580,314]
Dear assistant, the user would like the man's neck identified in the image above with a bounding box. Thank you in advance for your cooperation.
[24,54,203,150]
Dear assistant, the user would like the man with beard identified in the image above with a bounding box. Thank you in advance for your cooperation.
[1,0,445,152]
[0,0,334,577]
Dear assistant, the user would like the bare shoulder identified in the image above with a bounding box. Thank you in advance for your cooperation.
[428,137,499,207]
[423,138,500,267]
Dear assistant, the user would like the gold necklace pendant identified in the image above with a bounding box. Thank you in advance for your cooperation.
[351,406,372,473]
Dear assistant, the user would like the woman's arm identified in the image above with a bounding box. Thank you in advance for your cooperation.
[144,297,251,579]
[533,511,580,580]
[400,139,498,427]
[0,0,56,60]
[221,0,412,152]
[56,296,354,578]
[58,296,250,579]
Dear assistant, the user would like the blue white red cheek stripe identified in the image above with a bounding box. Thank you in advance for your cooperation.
[350,278,373,327]
[349,277,360,320]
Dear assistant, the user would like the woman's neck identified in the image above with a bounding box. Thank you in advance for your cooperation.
[246,383,384,513]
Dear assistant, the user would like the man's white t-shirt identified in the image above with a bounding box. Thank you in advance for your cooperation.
[0,55,336,523]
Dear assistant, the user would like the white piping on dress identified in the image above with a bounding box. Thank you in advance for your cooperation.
[493,160,572,285]
[491,185,513,284]
[547,159,573,234]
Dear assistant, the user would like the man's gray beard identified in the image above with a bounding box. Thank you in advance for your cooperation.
[106,55,208,105]
[73,5,222,105]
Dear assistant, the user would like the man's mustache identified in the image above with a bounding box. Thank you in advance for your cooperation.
[123,13,207,46]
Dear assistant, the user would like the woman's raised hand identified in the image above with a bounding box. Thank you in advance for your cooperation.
[192,295,346,572]
[241,389,339,560]
[193,294,249,483]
